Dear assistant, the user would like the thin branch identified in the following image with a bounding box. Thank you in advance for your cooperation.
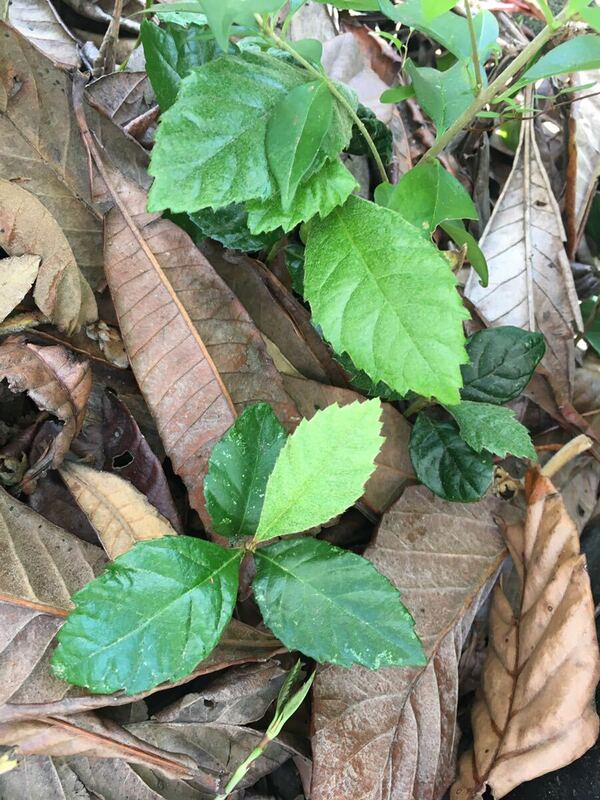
[465,0,483,93]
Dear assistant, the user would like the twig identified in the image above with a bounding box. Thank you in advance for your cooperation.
[93,0,124,77]
[541,434,593,479]
[465,0,484,93]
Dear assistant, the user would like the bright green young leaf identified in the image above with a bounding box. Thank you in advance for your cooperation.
[441,220,488,286]
[460,326,546,404]
[446,401,536,459]
[375,160,478,234]
[581,5,600,32]
[317,0,380,9]
[291,37,323,64]
[380,85,416,103]
[422,0,458,20]
[266,81,333,210]
[140,19,218,110]
[148,53,308,213]
[205,403,287,539]
[194,0,284,50]
[255,399,384,542]
[51,538,242,694]
[183,204,283,251]
[410,414,493,502]
[246,158,357,234]
[253,538,425,668]
[304,195,469,404]
[405,59,477,135]
[515,34,600,90]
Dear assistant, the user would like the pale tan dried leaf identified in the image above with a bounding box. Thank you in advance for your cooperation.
[452,470,600,799]
[103,176,298,524]
[311,486,506,800]
[7,0,79,67]
[86,72,155,129]
[0,22,148,292]
[0,179,97,333]
[282,374,413,513]
[572,70,600,233]
[0,337,91,479]
[464,112,582,402]
[59,462,177,559]
[0,254,40,322]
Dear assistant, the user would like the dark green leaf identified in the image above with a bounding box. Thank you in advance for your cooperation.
[460,326,546,404]
[284,242,305,295]
[445,401,536,459]
[346,104,393,164]
[515,35,600,90]
[440,219,488,286]
[205,403,287,539]
[186,204,283,251]
[253,537,425,668]
[581,298,600,355]
[51,538,242,694]
[405,59,477,135]
[140,19,218,110]
[266,81,333,210]
[335,351,403,401]
[409,414,493,502]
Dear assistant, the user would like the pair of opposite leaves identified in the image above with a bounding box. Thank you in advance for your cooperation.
[52,399,426,695]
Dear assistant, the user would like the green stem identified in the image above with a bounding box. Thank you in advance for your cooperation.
[215,736,271,800]
[464,0,483,93]
[403,395,432,418]
[255,14,389,184]
[420,6,573,162]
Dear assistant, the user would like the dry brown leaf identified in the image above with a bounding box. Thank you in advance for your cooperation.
[572,71,600,236]
[464,110,582,403]
[311,486,506,800]
[283,374,414,513]
[86,72,155,129]
[452,470,600,799]
[0,254,40,323]
[103,176,298,525]
[0,337,91,481]
[59,461,177,559]
[0,179,97,333]
[7,0,79,68]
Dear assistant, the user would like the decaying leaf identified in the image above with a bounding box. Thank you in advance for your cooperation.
[0,179,97,333]
[571,70,600,237]
[59,461,177,560]
[0,254,40,323]
[464,111,582,403]
[86,72,155,130]
[452,469,600,799]
[311,486,506,800]
[0,337,91,481]
[103,176,298,524]
[283,374,413,513]
[7,0,79,68]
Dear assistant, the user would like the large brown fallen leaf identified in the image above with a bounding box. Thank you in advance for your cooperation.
[103,175,298,524]
[59,461,177,559]
[0,178,97,332]
[311,486,507,800]
[464,108,582,403]
[0,337,91,482]
[7,0,79,68]
[283,374,414,513]
[0,254,40,323]
[451,469,600,799]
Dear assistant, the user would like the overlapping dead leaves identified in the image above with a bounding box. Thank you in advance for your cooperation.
[0,2,599,799]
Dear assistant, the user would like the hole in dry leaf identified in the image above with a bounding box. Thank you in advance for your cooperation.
[112,450,134,469]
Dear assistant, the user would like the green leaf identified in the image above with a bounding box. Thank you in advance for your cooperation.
[580,298,600,355]
[374,160,478,234]
[410,414,493,502]
[405,59,477,135]
[194,0,284,50]
[317,0,380,9]
[148,52,308,213]
[346,104,393,164]
[441,220,488,286]
[253,538,425,668]
[246,158,358,234]
[445,401,536,459]
[581,5,600,32]
[205,403,287,539]
[515,35,600,89]
[140,19,218,110]
[460,326,546,404]
[266,81,333,210]
[51,538,242,694]
[380,85,416,103]
[255,399,384,542]
[185,204,283,251]
[291,37,323,65]
[284,242,305,294]
[422,0,458,20]
[335,351,403,401]
[304,195,469,404]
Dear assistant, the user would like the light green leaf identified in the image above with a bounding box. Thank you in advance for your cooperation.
[148,52,308,213]
[255,399,384,542]
[246,158,358,233]
[422,0,457,20]
[581,5,600,32]
[195,0,284,50]
[292,37,323,64]
[253,537,425,667]
[446,401,536,459]
[266,81,333,210]
[205,403,287,539]
[515,34,600,89]
[405,59,477,135]
[409,414,493,502]
[304,195,469,404]
[441,219,488,286]
[374,160,478,233]
[380,85,415,103]
[51,537,242,694]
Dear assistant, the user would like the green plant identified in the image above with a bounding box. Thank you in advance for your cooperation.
[51,400,426,694]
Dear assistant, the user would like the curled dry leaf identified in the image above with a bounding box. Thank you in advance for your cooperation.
[452,469,600,799]
[0,179,97,333]
[464,110,582,403]
[0,337,91,482]
[0,254,40,323]
[59,461,178,560]
[6,0,79,68]
[103,176,298,524]
[311,486,507,800]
